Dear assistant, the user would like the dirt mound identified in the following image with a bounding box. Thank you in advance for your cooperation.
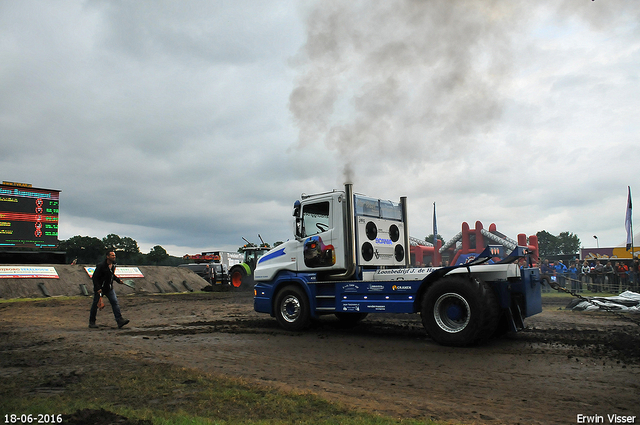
[0,265,210,299]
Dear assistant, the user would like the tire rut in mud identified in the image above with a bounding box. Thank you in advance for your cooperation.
[122,311,640,365]
[520,326,640,365]
[121,318,282,337]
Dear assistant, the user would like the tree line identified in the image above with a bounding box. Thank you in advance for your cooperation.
[63,228,580,267]
[535,231,580,257]
[59,234,179,266]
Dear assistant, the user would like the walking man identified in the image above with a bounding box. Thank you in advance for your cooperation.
[89,250,130,329]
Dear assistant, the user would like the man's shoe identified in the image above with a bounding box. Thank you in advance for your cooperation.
[89,322,98,329]
[117,318,130,329]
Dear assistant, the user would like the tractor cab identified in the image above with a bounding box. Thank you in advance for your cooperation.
[243,246,270,271]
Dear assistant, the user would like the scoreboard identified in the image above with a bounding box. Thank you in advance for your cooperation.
[0,181,60,248]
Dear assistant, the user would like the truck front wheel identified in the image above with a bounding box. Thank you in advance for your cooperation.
[274,285,310,331]
[421,276,499,346]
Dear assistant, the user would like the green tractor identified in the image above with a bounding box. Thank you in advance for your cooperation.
[228,238,270,290]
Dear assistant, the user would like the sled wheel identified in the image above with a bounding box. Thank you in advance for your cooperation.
[421,276,499,346]
[274,285,310,331]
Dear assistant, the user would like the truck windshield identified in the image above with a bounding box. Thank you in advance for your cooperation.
[302,201,330,237]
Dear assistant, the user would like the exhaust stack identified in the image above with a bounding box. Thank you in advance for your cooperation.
[328,183,356,280]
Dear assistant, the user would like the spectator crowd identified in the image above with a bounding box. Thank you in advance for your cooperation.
[538,257,640,293]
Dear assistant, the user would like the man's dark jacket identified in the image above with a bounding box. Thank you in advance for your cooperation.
[92,259,122,293]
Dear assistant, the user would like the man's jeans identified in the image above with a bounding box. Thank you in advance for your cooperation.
[90,288,122,323]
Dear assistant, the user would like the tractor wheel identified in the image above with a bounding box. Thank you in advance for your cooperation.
[421,276,499,346]
[229,266,248,289]
[274,285,310,331]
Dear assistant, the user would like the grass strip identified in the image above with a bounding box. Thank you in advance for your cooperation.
[0,356,441,425]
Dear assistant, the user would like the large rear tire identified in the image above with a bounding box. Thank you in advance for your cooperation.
[229,265,248,290]
[421,276,499,346]
[274,285,310,331]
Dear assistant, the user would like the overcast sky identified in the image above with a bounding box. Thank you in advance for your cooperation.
[2,1,639,257]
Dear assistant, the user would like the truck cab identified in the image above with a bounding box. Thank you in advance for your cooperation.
[254,190,345,281]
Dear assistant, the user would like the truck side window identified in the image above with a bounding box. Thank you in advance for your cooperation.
[301,201,330,237]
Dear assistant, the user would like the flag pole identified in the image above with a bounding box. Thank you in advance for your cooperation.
[626,186,634,259]
[632,192,635,261]
[433,202,439,266]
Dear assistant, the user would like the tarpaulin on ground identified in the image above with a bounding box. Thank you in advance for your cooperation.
[567,291,640,312]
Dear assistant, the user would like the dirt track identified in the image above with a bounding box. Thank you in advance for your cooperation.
[1,290,639,424]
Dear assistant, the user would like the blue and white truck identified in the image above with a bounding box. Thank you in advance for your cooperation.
[253,184,542,346]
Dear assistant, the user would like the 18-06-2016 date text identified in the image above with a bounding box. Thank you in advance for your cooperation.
[4,414,62,424]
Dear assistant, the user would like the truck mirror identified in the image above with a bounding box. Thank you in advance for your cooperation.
[293,200,301,217]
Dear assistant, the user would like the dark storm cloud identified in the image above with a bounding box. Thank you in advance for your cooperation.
[1,0,639,254]
[0,1,305,254]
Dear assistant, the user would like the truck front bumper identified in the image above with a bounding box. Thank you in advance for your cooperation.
[254,282,273,316]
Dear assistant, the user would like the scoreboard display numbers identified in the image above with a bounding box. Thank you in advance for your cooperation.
[0,182,60,248]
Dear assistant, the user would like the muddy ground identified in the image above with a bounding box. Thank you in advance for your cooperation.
[1,289,639,425]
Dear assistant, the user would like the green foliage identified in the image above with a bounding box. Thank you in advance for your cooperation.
[102,233,122,251]
[147,245,169,265]
[102,234,141,264]
[537,230,581,256]
[59,235,104,264]
[536,230,558,256]
[424,234,444,245]
[59,234,182,266]
[557,231,581,255]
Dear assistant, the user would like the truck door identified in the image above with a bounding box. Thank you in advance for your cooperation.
[297,198,336,271]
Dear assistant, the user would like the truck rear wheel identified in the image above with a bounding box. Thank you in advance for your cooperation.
[421,276,499,346]
[274,285,310,331]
